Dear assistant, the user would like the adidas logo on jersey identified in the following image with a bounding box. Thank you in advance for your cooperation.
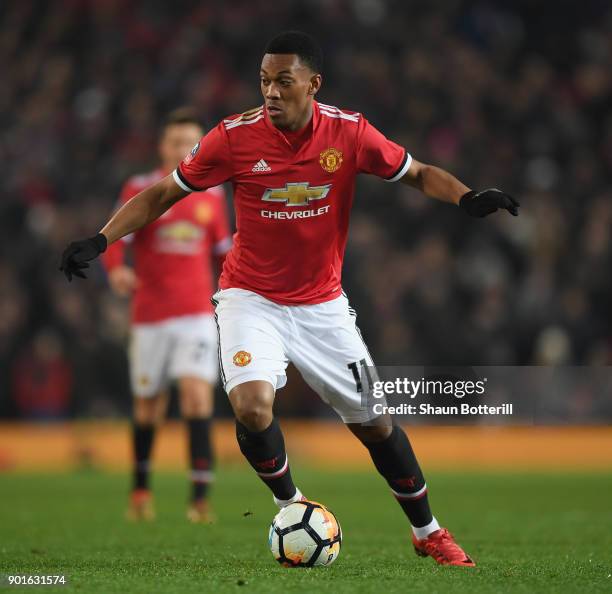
[252,159,271,172]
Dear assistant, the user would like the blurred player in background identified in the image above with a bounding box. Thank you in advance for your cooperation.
[101,108,232,523]
[62,32,519,565]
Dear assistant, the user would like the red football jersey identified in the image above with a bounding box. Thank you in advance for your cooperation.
[102,168,231,322]
[173,101,411,305]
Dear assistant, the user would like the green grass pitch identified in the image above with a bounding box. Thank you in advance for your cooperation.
[1,468,611,593]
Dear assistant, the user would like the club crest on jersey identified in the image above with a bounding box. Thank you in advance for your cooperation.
[261,182,331,207]
[233,351,252,367]
[195,202,212,224]
[319,147,343,173]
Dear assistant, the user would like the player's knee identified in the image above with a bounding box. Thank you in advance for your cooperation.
[233,400,273,431]
[347,422,392,444]
[229,381,274,431]
[178,377,213,418]
[133,398,159,425]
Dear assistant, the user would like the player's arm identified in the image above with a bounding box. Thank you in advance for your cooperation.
[60,175,188,281]
[101,187,140,296]
[101,175,187,243]
[400,159,468,205]
[61,121,232,282]
[356,116,519,218]
[400,158,519,217]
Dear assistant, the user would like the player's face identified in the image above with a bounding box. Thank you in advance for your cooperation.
[260,54,321,131]
[159,123,203,170]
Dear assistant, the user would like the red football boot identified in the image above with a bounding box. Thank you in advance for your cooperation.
[412,528,475,567]
[126,488,155,521]
[187,498,215,524]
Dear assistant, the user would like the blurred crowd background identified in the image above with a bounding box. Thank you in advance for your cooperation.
[1,0,611,420]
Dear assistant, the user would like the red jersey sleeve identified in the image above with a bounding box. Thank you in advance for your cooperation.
[356,117,412,182]
[101,181,136,271]
[173,122,233,192]
[210,188,232,257]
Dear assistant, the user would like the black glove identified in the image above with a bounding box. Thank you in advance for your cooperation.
[459,188,520,218]
[59,233,107,281]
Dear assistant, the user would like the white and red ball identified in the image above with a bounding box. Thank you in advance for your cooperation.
[268,500,342,567]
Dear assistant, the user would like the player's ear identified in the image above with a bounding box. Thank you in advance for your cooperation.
[308,74,322,96]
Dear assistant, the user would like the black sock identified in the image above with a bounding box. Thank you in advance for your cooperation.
[235,418,296,501]
[188,418,213,501]
[364,425,433,528]
[133,424,155,491]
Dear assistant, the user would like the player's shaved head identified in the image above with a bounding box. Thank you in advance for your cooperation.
[261,32,323,131]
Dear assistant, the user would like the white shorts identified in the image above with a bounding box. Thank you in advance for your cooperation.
[129,314,218,398]
[211,288,376,423]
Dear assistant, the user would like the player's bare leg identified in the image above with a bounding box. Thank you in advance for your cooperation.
[179,377,215,523]
[230,381,304,507]
[347,417,475,567]
[127,392,168,521]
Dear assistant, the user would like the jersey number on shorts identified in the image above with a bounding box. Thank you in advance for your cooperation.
[193,341,207,362]
[348,359,374,393]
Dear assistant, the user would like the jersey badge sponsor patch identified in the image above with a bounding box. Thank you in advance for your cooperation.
[233,350,252,366]
[158,221,203,242]
[319,147,343,173]
[252,159,271,172]
[183,141,200,165]
[261,182,331,207]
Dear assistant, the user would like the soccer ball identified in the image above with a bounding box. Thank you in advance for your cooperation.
[268,500,342,567]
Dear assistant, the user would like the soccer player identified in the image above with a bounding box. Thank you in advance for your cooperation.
[101,108,232,523]
[61,32,519,565]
